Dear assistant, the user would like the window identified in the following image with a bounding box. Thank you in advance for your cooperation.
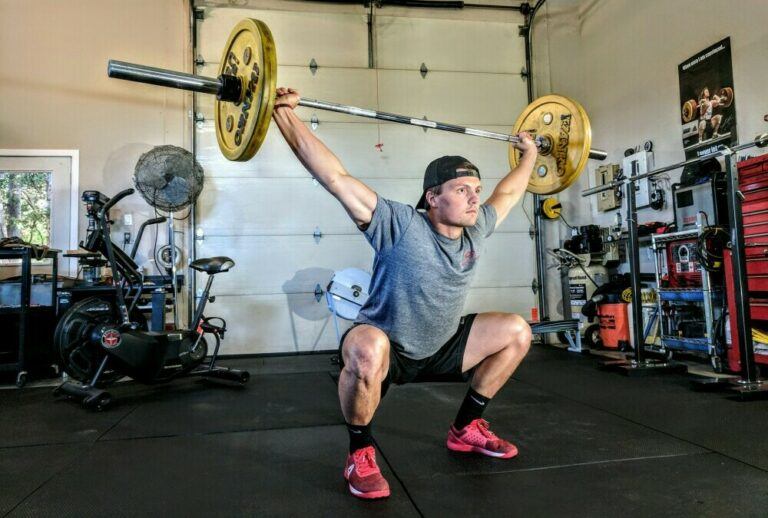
[0,171,52,245]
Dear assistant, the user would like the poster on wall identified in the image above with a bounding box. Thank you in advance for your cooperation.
[678,37,737,159]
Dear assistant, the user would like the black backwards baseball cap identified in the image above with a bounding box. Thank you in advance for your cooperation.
[415,156,481,210]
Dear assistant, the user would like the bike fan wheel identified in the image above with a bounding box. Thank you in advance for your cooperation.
[54,297,123,384]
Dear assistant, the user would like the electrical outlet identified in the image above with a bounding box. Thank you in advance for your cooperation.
[123,232,131,245]
[123,213,133,226]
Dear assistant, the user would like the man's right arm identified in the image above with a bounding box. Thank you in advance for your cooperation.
[271,87,377,228]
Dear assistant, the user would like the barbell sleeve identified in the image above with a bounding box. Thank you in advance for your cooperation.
[109,59,606,161]
[108,60,220,96]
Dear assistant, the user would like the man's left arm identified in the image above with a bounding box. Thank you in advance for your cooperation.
[485,132,538,229]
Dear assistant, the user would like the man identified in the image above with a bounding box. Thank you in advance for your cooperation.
[697,87,723,142]
[272,87,537,500]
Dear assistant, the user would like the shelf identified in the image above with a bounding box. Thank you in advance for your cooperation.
[658,287,721,292]
[0,305,55,315]
[651,230,699,245]
[658,288,722,302]
[661,336,711,352]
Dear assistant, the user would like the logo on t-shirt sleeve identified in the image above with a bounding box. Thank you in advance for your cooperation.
[461,250,479,269]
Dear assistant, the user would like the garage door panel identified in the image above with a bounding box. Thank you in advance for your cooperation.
[196,122,385,178]
[375,15,524,73]
[197,177,417,236]
[197,8,368,68]
[376,123,514,179]
[196,235,373,295]
[464,287,535,317]
[197,176,531,235]
[475,234,535,287]
[196,231,531,296]
[197,64,377,123]
[196,120,518,181]
[210,293,351,355]
[216,285,533,355]
[377,70,526,126]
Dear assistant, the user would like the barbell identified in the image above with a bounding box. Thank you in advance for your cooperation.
[108,18,606,195]
[681,87,734,123]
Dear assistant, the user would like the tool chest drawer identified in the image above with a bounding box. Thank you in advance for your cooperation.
[750,300,768,320]
[738,155,768,185]
[747,258,768,275]
[744,241,768,258]
[744,210,768,225]
[743,186,768,204]
[742,198,768,215]
[743,222,768,237]
[748,276,768,292]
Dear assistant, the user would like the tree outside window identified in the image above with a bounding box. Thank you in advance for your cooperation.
[0,171,52,245]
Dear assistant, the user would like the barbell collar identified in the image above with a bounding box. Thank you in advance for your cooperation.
[217,74,243,102]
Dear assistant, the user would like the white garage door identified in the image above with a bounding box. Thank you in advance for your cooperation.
[193,2,534,355]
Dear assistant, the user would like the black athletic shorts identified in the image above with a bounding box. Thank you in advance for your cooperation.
[339,313,478,396]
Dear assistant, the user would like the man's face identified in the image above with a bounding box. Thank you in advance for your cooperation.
[428,176,483,227]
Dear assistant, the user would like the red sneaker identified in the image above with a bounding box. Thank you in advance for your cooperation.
[446,418,519,459]
[343,446,391,499]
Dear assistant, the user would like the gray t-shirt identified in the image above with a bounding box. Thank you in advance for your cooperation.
[356,196,497,360]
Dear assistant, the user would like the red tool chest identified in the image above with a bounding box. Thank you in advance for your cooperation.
[725,153,768,371]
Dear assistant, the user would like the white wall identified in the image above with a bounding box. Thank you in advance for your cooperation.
[532,0,768,317]
[0,0,192,270]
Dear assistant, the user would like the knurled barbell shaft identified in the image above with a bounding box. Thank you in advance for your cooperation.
[108,60,607,161]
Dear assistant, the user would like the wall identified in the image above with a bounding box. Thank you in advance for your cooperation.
[532,0,768,317]
[0,0,192,271]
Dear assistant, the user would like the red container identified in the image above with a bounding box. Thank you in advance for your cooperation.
[597,303,629,349]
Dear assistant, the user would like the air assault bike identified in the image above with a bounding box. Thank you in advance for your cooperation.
[54,188,249,410]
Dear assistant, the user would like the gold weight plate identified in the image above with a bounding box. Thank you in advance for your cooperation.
[718,86,733,108]
[682,99,697,123]
[215,19,277,161]
[509,95,592,195]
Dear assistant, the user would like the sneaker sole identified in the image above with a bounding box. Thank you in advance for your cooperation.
[347,483,391,499]
[446,439,518,459]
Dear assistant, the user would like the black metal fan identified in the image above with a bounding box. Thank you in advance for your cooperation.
[133,145,203,212]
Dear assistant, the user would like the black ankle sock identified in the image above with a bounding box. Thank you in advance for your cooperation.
[453,387,491,430]
[347,423,374,453]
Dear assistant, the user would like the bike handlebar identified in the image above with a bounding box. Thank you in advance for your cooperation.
[99,188,135,220]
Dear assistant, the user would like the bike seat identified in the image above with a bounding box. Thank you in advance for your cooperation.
[190,256,235,274]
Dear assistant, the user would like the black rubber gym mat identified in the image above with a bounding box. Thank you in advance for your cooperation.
[234,353,338,375]
[515,345,768,470]
[101,371,343,440]
[8,426,419,517]
[0,443,88,516]
[403,452,768,517]
[0,387,135,448]
[372,379,705,479]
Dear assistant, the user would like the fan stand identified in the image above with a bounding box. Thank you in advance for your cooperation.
[327,295,343,347]
[168,212,179,328]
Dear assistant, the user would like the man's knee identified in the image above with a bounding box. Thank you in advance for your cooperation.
[342,326,390,382]
[503,314,532,356]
